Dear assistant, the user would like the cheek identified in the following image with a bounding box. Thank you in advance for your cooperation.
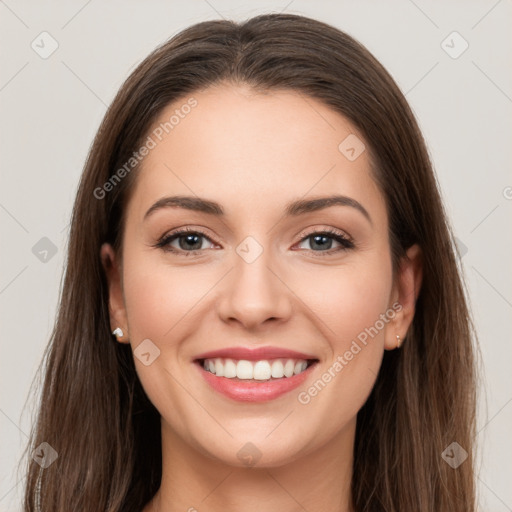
[120,255,212,432]
[290,252,394,412]
[120,250,232,406]
[293,256,393,348]
[122,255,211,342]
[292,257,393,431]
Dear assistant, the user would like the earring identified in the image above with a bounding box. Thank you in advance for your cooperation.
[112,327,124,339]
[396,334,401,349]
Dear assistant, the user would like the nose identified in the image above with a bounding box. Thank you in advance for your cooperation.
[216,248,293,331]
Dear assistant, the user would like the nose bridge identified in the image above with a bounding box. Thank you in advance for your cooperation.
[216,235,292,328]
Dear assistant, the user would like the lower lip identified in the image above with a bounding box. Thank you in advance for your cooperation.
[196,362,317,402]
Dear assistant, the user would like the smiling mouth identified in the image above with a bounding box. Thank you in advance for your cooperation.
[195,357,319,381]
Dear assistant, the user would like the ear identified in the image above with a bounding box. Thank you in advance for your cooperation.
[384,244,423,350]
[100,243,130,344]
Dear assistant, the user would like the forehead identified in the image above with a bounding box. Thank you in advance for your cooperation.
[126,83,386,226]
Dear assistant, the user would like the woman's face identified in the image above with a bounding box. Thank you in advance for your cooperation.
[103,83,417,467]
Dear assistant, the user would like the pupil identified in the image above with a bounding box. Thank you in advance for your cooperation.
[180,234,202,250]
[311,235,332,250]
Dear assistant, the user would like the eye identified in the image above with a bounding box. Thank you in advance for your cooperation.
[295,228,354,256]
[153,228,216,256]
[153,227,355,257]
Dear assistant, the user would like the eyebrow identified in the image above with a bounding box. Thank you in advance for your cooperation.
[143,194,372,224]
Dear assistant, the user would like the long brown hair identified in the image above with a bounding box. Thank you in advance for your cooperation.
[20,13,477,511]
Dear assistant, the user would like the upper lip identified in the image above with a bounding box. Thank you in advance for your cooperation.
[194,346,319,362]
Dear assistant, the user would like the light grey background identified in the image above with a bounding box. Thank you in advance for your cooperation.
[1,1,511,510]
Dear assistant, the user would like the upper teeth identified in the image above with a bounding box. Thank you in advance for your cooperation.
[202,358,309,380]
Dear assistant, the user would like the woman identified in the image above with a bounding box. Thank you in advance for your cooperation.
[21,13,477,511]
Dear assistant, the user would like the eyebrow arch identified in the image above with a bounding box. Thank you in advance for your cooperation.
[285,195,372,224]
[144,196,223,220]
[143,194,372,224]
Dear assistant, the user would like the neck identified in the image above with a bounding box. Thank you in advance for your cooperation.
[145,418,355,512]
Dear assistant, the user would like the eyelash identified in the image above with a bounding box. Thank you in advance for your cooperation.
[153,226,355,258]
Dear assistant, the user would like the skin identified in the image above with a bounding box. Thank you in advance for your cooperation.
[101,83,422,512]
